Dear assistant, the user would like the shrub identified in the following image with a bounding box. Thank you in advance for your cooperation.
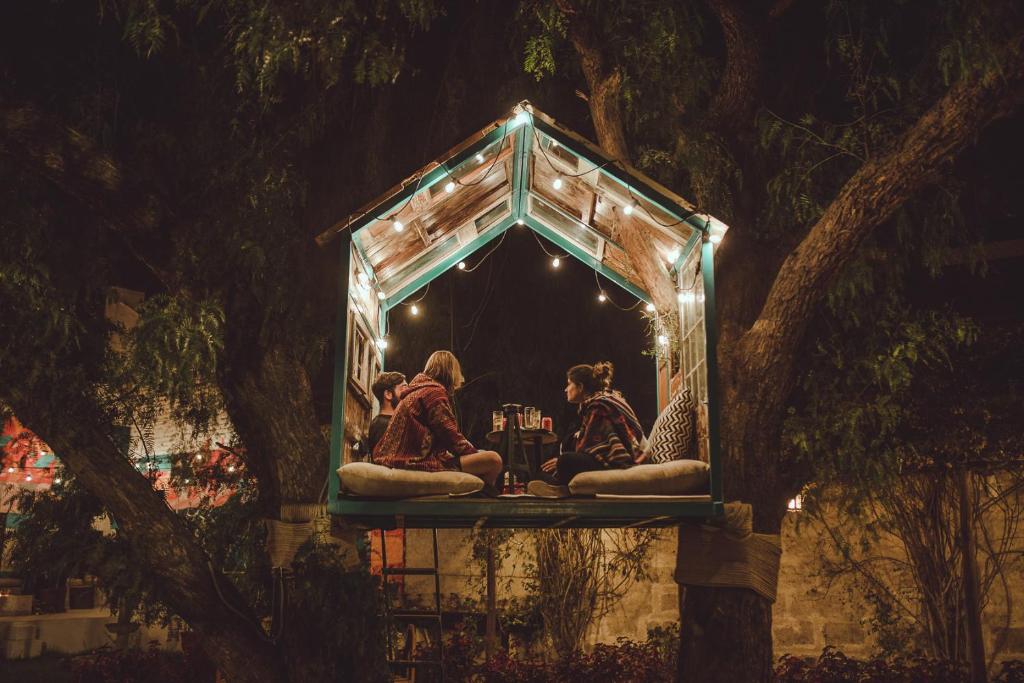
[70,642,210,683]
[775,647,1024,683]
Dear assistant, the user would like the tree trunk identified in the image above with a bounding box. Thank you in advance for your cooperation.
[959,468,988,683]
[679,586,774,683]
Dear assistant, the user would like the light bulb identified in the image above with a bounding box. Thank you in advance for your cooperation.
[710,233,723,244]
[598,293,607,303]
[195,454,203,461]
[392,218,404,232]
[411,304,419,316]
[26,474,32,481]
[667,247,681,263]
[184,478,190,484]
[645,303,656,312]
[513,111,530,126]
[375,338,388,350]
[6,467,13,473]
[358,272,369,285]
[516,218,525,226]
[624,201,635,216]
[553,176,564,190]
[475,153,485,164]
[657,334,669,346]
[445,181,455,193]
[377,291,385,300]
[679,291,696,303]
[54,477,62,484]
[227,465,236,473]
[457,261,466,270]
[551,257,561,268]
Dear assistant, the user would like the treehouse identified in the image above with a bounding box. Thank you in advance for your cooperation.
[317,103,727,529]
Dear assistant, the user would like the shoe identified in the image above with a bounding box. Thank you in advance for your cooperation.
[480,483,501,498]
[527,480,570,498]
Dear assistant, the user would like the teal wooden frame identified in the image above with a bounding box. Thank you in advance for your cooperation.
[327,107,725,527]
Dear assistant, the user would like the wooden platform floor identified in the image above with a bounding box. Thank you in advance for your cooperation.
[329,494,721,529]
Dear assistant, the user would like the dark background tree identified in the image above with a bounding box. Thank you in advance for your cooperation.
[2,1,1023,681]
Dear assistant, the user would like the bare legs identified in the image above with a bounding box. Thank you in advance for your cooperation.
[459,450,503,486]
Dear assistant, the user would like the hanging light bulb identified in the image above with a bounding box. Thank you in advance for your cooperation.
[25,474,32,481]
[194,454,203,461]
[392,217,404,232]
[657,334,669,346]
[679,291,696,303]
[475,153,485,164]
[445,181,456,193]
[624,200,637,216]
[184,478,190,484]
[54,477,62,485]
[710,233,723,244]
[512,110,530,126]
[6,466,14,473]
[645,303,656,312]
[516,218,525,226]
[457,261,466,270]
[227,465,236,473]
[551,257,561,268]
[377,291,385,300]
[667,247,681,263]
[411,304,420,316]
[375,338,389,350]
[552,176,564,190]
[598,292,607,303]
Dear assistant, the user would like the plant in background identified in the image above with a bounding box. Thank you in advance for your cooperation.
[531,528,658,655]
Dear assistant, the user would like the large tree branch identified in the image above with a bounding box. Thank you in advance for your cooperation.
[10,394,281,683]
[0,104,179,291]
[706,0,763,132]
[556,1,678,314]
[738,30,1024,395]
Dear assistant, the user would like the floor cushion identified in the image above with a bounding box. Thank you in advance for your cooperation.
[645,387,695,464]
[338,462,484,497]
[568,459,709,496]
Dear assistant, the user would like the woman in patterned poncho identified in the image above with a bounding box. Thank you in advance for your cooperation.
[372,350,503,488]
[530,361,645,497]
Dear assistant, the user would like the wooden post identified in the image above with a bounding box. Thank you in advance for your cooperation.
[958,467,987,683]
[485,531,497,657]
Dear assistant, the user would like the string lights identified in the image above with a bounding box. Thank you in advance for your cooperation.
[645,303,656,312]
[552,176,564,190]
[410,304,420,316]
[457,261,466,270]
[445,181,456,193]
[551,257,561,268]
[392,217,404,233]
[598,292,607,303]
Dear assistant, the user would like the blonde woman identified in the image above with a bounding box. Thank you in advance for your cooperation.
[373,350,503,489]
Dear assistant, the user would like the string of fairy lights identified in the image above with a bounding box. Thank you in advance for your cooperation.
[368,109,720,352]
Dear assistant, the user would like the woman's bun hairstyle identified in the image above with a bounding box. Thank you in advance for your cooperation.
[567,361,614,395]
[592,361,614,389]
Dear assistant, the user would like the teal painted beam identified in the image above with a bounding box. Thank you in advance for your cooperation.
[531,118,707,236]
[511,116,531,222]
[384,217,517,309]
[523,214,651,304]
[701,239,723,505]
[328,233,353,504]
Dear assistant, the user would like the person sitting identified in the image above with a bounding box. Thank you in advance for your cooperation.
[528,361,645,498]
[373,350,503,492]
[364,371,407,457]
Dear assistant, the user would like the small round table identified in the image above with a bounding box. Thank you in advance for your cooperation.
[485,429,558,484]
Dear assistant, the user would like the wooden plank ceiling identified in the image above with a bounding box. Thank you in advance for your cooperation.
[350,107,701,301]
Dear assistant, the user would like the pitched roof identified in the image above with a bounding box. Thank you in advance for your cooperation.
[316,102,726,307]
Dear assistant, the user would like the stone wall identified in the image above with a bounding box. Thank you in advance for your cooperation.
[401,507,1024,663]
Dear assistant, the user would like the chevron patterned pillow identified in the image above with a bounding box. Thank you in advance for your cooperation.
[645,387,696,464]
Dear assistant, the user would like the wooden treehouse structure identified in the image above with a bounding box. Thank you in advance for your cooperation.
[317,103,728,530]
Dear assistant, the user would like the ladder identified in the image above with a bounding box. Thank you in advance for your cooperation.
[380,527,446,681]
